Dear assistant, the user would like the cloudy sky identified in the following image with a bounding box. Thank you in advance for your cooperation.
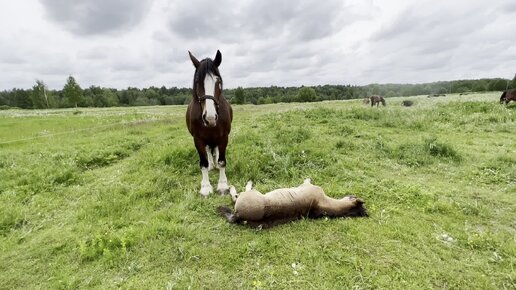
[1,0,515,90]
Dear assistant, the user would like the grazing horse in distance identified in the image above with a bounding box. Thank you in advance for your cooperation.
[500,89,516,105]
[363,97,370,105]
[186,50,233,197]
[370,95,386,107]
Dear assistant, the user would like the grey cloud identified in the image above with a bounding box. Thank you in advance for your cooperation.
[40,0,152,35]
[361,1,513,83]
[168,0,350,43]
[77,47,109,60]
[502,2,516,13]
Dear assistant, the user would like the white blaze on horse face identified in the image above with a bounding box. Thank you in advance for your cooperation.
[203,74,218,126]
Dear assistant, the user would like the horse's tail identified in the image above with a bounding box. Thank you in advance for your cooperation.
[500,91,507,104]
[217,206,239,224]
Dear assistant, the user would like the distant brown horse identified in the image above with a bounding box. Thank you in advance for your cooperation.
[500,89,516,105]
[370,95,386,107]
[186,50,233,197]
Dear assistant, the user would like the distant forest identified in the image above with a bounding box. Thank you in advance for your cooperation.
[1,75,515,109]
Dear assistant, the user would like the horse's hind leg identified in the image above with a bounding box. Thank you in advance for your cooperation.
[206,146,215,171]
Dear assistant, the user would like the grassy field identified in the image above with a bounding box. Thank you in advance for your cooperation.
[0,93,515,289]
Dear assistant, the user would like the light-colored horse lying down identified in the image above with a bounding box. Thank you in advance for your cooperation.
[218,178,368,228]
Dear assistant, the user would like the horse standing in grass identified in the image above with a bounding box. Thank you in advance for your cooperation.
[500,89,516,105]
[370,95,386,107]
[186,50,233,197]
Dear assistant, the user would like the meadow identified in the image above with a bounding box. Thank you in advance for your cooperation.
[0,93,514,289]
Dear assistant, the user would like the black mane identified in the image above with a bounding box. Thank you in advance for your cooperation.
[193,58,223,93]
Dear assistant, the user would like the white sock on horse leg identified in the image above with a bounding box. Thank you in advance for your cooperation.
[200,167,212,197]
[217,166,229,194]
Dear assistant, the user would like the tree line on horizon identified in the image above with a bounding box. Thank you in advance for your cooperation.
[1,75,515,110]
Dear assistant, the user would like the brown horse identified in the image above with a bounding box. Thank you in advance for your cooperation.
[500,89,516,105]
[186,50,233,197]
[370,95,386,107]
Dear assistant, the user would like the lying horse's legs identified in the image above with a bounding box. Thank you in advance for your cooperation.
[194,139,212,197]
[229,186,238,202]
[245,181,253,191]
[215,137,230,194]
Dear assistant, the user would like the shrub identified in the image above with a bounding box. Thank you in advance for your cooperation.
[402,100,414,107]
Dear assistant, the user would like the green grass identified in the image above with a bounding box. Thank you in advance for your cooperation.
[0,93,515,289]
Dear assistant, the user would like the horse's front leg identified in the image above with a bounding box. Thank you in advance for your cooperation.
[194,139,212,197]
[215,138,230,194]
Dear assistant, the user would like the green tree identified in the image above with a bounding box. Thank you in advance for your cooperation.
[102,88,119,107]
[487,79,507,92]
[297,87,317,102]
[12,88,32,109]
[472,82,486,92]
[511,74,516,89]
[63,76,83,107]
[31,80,49,109]
[234,86,245,104]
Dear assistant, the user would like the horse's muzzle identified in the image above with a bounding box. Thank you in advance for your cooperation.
[203,113,217,127]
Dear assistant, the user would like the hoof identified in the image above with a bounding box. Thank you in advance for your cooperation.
[217,181,230,195]
[200,184,213,197]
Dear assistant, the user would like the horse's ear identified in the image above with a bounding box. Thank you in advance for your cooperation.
[214,50,222,67]
[188,51,200,68]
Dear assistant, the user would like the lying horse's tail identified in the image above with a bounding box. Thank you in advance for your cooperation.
[500,91,507,104]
